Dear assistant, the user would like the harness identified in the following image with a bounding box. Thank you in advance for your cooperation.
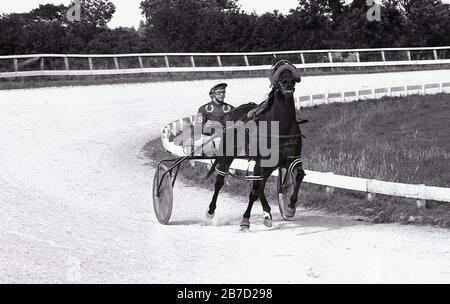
[214,110,304,181]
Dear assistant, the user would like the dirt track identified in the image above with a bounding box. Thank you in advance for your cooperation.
[1,73,449,283]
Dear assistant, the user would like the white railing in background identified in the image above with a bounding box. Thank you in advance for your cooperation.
[296,81,450,108]
[2,46,450,78]
[160,117,450,208]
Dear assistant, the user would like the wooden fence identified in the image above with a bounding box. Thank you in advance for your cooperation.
[296,82,450,108]
[2,46,450,78]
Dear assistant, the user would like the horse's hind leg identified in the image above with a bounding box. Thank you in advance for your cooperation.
[258,169,275,228]
[207,158,233,219]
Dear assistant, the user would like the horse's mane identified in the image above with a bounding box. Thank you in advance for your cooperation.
[226,87,276,122]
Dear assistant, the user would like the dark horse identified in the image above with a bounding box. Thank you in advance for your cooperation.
[204,60,306,229]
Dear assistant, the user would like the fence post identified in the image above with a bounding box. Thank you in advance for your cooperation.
[381,51,386,62]
[300,53,305,64]
[325,186,335,194]
[433,49,438,60]
[356,52,360,63]
[13,58,18,72]
[416,199,427,209]
[328,52,333,63]
[217,56,222,67]
[88,57,93,70]
[416,184,428,209]
[164,56,170,68]
[190,56,196,68]
[367,193,375,202]
[407,50,411,61]
[114,57,119,69]
[138,56,144,69]
[40,58,45,70]
[244,55,249,66]
[64,57,70,70]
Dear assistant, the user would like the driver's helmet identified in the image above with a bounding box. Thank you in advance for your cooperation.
[268,60,301,86]
[209,83,227,97]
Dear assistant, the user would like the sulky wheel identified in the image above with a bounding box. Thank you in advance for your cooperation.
[152,164,173,225]
[277,168,296,221]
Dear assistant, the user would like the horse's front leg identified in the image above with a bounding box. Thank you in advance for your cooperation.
[288,164,306,209]
[241,167,274,229]
[239,187,259,230]
[207,158,233,219]
[207,174,224,218]
[258,169,275,228]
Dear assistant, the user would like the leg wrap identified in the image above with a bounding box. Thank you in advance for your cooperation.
[215,167,229,176]
[288,158,303,175]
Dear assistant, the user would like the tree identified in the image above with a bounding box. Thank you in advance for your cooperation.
[86,28,143,53]
[140,0,241,52]
[80,0,116,28]
[28,4,68,23]
[243,12,287,51]
[285,0,339,50]
[398,0,450,46]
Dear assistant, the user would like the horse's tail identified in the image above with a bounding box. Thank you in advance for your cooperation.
[205,159,219,180]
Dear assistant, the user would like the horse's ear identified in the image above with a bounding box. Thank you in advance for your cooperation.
[293,69,301,83]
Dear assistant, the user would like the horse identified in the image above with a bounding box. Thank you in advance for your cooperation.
[204,60,306,230]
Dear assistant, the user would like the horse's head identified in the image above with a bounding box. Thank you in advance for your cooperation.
[277,69,297,96]
[268,60,301,97]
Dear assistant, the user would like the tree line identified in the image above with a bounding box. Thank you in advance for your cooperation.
[1,0,450,55]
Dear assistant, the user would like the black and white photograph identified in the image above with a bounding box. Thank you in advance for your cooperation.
[1,0,449,286]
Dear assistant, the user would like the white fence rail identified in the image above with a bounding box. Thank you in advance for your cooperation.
[2,46,450,78]
[296,81,450,108]
[160,117,450,207]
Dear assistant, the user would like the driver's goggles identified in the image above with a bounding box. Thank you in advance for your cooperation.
[214,90,226,95]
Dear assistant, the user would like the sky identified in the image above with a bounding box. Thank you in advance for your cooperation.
[0,0,301,28]
[1,0,449,29]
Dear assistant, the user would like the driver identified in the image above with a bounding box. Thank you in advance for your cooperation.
[196,83,234,134]
[188,83,234,155]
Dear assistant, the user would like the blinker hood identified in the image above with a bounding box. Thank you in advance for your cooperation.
[268,60,301,85]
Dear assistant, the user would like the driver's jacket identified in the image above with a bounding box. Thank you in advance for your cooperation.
[195,101,234,136]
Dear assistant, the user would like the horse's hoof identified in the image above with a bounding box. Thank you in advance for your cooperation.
[240,218,250,231]
[263,212,272,228]
[240,226,250,232]
[206,210,215,220]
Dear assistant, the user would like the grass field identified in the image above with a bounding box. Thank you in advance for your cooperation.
[143,93,450,228]
[300,93,450,187]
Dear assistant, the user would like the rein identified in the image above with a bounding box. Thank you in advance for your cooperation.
[273,133,302,140]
